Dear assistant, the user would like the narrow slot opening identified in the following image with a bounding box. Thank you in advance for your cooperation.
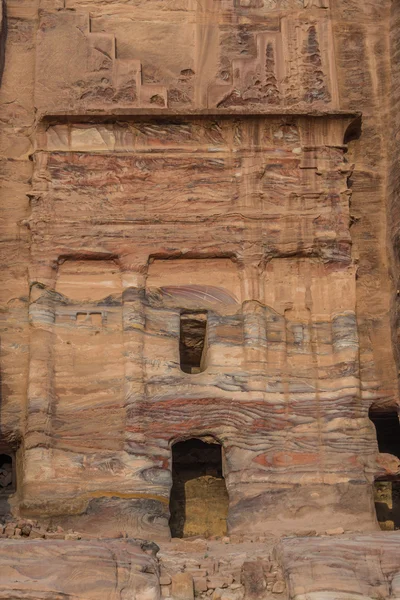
[169,438,228,538]
[179,311,207,374]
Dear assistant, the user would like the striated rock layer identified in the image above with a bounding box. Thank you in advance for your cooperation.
[0,0,400,597]
[25,115,378,539]
[0,538,160,600]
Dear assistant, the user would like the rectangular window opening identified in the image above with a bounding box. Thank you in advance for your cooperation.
[179,311,207,374]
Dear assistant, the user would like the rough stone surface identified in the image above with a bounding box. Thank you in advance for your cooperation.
[171,573,195,600]
[1,0,400,598]
[0,0,398,541]
[241,562,266,599]
[277,533,400,600]
[0,538,160,600]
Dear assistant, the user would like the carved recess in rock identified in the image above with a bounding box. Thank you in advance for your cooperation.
[3,3,400,600]
[35,12,168,114]
[25,252,380,539]
[21,114,382,539]
[35,5,338,114]
[209,15,336,108]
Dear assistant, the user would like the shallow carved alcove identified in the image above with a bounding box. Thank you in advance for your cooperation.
[169,439,228,538]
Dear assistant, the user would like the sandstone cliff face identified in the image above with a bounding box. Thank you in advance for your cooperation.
[25,115,377,539]
[1,0,400,598]
[391,1,400,375]
[0,538,160,600]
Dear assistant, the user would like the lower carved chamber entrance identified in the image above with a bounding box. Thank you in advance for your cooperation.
[370,409,400,530]
[169,439,228,539]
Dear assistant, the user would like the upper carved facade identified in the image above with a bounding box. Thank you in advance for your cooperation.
[35,0,338,115]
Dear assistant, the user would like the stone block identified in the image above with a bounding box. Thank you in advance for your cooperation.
[241,562,265,599]
[201,561,216,575]
[325,527,345,536]
[29,529,45,539]
[272,581,285,594]
[188,569,208,577]
[212,589,243,600]
[194,577,208,593]
[4,524,15,537]
[44,532,65,539]
[171,572,194,600]
[207,575,232,590]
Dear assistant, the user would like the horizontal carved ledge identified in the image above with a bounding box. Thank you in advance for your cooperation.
[39,108,361,121]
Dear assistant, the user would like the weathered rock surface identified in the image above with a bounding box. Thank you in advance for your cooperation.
[0,534,399,600]
[277,533,400,600]
[160,534,400,600]
[0,0,397,539]
[1,0,400,597]
[0,538,160,600]
[23,115,383,539]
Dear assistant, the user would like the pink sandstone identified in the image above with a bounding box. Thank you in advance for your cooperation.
[0,0,400,598]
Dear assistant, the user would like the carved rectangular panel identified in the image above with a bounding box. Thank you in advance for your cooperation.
[35,5,338,114]
[32,116,353,267]
[53,260,124,455]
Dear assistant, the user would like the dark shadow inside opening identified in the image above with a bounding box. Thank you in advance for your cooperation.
[0,454,13,492]
[179,311,207,374]
[169,438,228,538]
[374,481,400,530]
[370,408,400,530]
[0,451,15,517]
[369,409,400,458]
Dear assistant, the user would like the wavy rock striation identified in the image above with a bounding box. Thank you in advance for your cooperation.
[0,0,400,598]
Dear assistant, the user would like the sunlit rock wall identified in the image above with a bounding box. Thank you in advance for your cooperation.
[0,0,398,542]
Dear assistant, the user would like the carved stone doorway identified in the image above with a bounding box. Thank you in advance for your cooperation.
[370,408,400,530]
[169,438,228,538]
[0,450,16,517]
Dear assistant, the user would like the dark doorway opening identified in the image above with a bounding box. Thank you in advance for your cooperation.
[179,311,207,374]
[369,409,400,458]
[374,481,400,530]
[169,438,228,538]
[0,454,14,492]
[370,408,400,529]
[0,451,15,517]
